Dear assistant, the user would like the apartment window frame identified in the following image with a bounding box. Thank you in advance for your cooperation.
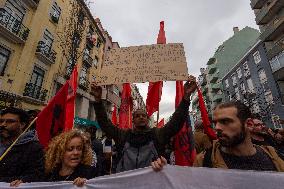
[270,51,284,72]
[224,79,229,88]
[243,61,250,77]
[246,77,255,93]
[232,73,237,86]
[240,82,246,94]
[253,51,261,64]
[258,69,268,85]
[264,90,274,105]
[236,67,242,79]
[252,99,260,113]
[234,87,240,100]
[0,45,11,76]
[50,1,61,23]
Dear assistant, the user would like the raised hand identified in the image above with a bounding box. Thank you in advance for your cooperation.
[184,75,197,101]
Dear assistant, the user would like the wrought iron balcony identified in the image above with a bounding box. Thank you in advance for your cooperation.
[83,51,93,67]
[23,83,48,101]
[0,8,30,43]
[79,77,90,90]
[23,0,40,9]
[35,41,57,65]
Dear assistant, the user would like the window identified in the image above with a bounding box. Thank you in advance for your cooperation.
[258,69,267,84]
[240,82,246,94]
[264,90,274,105]
[78,11,84,24]
[42,29,54,50]
[29,66,45,98]
[232,73,237,86]
[243,61,250,77]
[79,64,88,85]
[224,79,229,88]
[72,32,80,48]
[50,2,61,23]
[246,78,255,93]
[252,99,260,113]
[270,51,284,72]
[253,51,261,64]
[236,67,242,79]
[234,88,240,100]
[0,46,11,76]
[3,0,26,32]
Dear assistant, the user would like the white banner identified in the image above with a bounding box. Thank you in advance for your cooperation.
[1,165,284,189]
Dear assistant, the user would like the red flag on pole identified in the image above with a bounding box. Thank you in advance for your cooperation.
[146,21,165,116]
[112,105,118,126]
[157,118,164,128]
[119,83,132,129]
[197,87,217,140]
[36,83,69,148]
[173,81,196,166]
[36,66,78,148]
[65,65,78,131]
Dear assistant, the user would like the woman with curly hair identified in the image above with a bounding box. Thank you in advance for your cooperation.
[45,129,97,187]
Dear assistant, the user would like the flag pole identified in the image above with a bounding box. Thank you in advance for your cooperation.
[0,117,38,161]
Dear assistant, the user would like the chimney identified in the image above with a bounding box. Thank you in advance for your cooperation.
[233,27,239,34]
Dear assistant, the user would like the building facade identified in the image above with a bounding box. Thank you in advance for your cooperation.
[250,0,284,107]
[222,40,284,128]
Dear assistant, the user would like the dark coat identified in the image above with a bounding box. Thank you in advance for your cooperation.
[93,98,190,170]
[0,131,45,182]
[46,164,97,181]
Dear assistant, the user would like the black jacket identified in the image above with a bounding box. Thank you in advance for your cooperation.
[46,164,97,181]
[93,98,190,157]
[0,131,45,182]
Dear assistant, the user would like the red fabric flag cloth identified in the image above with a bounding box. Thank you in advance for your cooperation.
[112,105,118,126]
[145,21,166,116]
[146,81,163,116]
[157,118,164,128]
[36,83,69,148]
[65,65,78,131]
[197,87,217,140]
[173,81,196,166]
[119,83,133,129]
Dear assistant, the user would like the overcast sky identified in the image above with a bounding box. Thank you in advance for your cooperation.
[90,0,259,120]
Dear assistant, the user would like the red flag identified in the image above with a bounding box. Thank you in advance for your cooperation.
[145,21,166,116]
[65,65,78,131]
[197,87,217,140]
[157,118,164,128]
[146,81,163,116]
[173,81,196,166]
[36,83,69,148]
[112,105,118,126]
[119,83,132,129]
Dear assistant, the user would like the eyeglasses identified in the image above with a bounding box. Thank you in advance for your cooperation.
[0,119,19,124]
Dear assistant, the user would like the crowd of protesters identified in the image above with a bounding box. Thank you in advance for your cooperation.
[1,76,284,187]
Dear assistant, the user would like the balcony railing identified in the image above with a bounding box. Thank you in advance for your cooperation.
[250,0,267,9]
[23,0,40,9]
[83,51,93,67]
[79,77,90,90]
[209,71,219,83]
[255,0,284,25]
[23,83,48,101]
[267,39,284,60]
[208,63,217,74]
[0,8,30,43]
[35,41,57,64]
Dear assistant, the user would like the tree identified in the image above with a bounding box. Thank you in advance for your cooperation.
[56,0,93,79]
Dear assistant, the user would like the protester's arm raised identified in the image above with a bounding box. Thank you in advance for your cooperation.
[91,84,127,143]
[156,76,197,144]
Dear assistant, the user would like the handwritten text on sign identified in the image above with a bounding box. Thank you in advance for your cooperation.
[96,43,188,85]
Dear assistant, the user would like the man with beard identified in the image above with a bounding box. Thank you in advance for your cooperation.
[194,101,284,171]
[91,76,197,172]
[0,107,44,186]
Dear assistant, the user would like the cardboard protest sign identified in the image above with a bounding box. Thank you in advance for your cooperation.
[95,43,188,85]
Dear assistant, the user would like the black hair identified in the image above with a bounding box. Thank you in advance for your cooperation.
[1,107,29,124]
[215,101,252,124]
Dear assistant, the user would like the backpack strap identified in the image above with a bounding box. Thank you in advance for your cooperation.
[203,147,213,168]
